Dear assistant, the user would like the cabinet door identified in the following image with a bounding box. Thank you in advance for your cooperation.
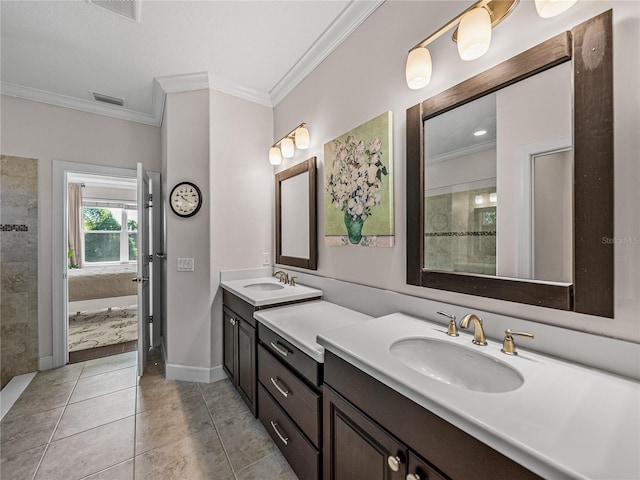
[222,308,236,383]
[237,317,257,415]
[407,452,449,480]
[324,386,406,480]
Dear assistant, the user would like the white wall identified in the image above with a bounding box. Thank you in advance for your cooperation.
[0,95,161,362]
[163,90,211,370]
[209,90,273,367]
[274,1,640,343]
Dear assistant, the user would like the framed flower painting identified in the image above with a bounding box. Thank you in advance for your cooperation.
[324,111,394,247]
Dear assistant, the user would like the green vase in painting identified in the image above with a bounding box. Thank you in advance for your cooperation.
[344,211,364,244]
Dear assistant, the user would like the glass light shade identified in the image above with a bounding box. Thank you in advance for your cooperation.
[295,126,310,149]
[405,47,432,90]
[457,7,492,61]
[280,138,295,158]
[489,192,497,203]
[475,194,484,205]
[535,0,578,18]
[269,146,282,165]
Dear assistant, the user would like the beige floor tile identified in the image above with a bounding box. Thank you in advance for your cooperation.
[134,428,234,480]
[236,450,299,480]
[136,378,202,413]
[0,407,64,458]
[134,394,213,455]
[217,409,278,472]
[6,381,75,417]
[200,378,249,424]
[54,387,136,440]
[0,444,46,480]
[35,416,135,480]
[81,459,134,480]
[29,362,84,388]
[70,366,137,403]
[80,351,137,378]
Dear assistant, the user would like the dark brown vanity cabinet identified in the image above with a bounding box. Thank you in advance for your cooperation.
[323,352,541,480]
[222,293,258,416]
[257,324,323,480]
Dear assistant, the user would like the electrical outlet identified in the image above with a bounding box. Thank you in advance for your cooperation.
[177,258,194,272]
[262,252,270,266]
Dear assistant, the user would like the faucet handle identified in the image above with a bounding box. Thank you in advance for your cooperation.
[289,276,297,286]
[501,328,534,356]
[437,311,458,337]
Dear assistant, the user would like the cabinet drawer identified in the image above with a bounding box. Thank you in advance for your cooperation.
[258,383,320,480]
[259,324,322,386]
[258,344,321,447]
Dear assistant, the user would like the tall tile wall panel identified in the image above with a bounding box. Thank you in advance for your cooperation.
[1,155,38,388]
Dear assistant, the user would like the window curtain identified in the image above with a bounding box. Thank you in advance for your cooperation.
[68,183,83,268]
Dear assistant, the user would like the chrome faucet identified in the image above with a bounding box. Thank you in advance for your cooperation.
[459,313,487,346]
[273,270,289,284]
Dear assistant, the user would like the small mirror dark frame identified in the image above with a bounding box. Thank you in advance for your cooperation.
[406,11,613,317]
[276,157,318,270]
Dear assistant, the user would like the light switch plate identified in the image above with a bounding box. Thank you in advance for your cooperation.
[177,258,194,272]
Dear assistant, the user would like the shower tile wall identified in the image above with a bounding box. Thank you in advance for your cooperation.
[1,155,38,389]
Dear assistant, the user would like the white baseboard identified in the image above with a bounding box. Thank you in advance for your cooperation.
[38,356,54,371]
[1,372,37,419]
[165,363,228,383]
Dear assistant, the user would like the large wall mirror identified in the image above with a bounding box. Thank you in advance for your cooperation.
[276,157,317,270]
[406,11,613,317]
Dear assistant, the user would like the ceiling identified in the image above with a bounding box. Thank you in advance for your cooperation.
[1,0,383,126]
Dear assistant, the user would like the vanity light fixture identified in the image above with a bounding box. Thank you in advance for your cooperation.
[535,0,578,18]
[489,192,498,203]
[475,194,484,205]
[269,122,310,165]
[405,0,579,89]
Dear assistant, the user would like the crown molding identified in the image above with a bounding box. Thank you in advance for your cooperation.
[270,0,385,106]
[0,81,160,126]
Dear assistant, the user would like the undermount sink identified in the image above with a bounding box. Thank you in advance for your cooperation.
[243,283,285,291]
[390,337,523,393]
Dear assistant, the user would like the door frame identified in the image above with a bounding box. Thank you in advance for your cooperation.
[52,160,162,368]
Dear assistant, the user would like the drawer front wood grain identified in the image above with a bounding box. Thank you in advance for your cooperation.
[258,344,321,447]
[258,324,322,386]
[258,383,320,480]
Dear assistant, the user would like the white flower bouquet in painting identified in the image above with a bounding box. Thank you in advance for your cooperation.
[326,134,388,244]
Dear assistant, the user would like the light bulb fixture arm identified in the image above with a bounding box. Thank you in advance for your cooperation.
[409,0,516,53]
[272,122,307,148]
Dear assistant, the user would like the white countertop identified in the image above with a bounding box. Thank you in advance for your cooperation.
[220,277,322,307]
[254,300,372,362]
[317,313,640,480]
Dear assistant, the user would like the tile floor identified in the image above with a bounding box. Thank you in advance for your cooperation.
[0,349,299,480]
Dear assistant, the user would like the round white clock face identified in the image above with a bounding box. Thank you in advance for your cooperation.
[170,182,202,217]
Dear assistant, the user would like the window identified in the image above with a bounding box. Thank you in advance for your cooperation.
[83,206,138,263]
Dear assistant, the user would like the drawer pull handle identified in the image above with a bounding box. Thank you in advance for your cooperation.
[270,420,289,445]
[406,474,422,480]
[270,377,289,398]
[270,341,290,357]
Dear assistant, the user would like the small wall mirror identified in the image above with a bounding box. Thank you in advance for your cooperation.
[407,11,613,317]
[276,157,317,269]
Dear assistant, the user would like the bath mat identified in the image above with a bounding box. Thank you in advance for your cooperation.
[69,306,138,352]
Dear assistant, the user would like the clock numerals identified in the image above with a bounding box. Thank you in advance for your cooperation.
[170,182,202,218]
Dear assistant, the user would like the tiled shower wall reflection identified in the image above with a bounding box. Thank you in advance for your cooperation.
[1,155,38,389]
[424,187,496,275]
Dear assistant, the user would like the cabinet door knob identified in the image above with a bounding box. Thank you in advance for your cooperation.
[387,455,402,472]
[229,318,236,326]
[407,474,422,480]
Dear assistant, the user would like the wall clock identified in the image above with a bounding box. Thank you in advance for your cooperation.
[170,182,202,218]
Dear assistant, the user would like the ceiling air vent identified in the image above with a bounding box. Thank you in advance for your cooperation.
[92,92,125,107]
[88,0,141,22]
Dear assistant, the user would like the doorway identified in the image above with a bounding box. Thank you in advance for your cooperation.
[66,172,139,363]
[52,161,162,371]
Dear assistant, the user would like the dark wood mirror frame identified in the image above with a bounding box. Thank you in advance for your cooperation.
[276,157,318,270]
[406,11,613,317]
